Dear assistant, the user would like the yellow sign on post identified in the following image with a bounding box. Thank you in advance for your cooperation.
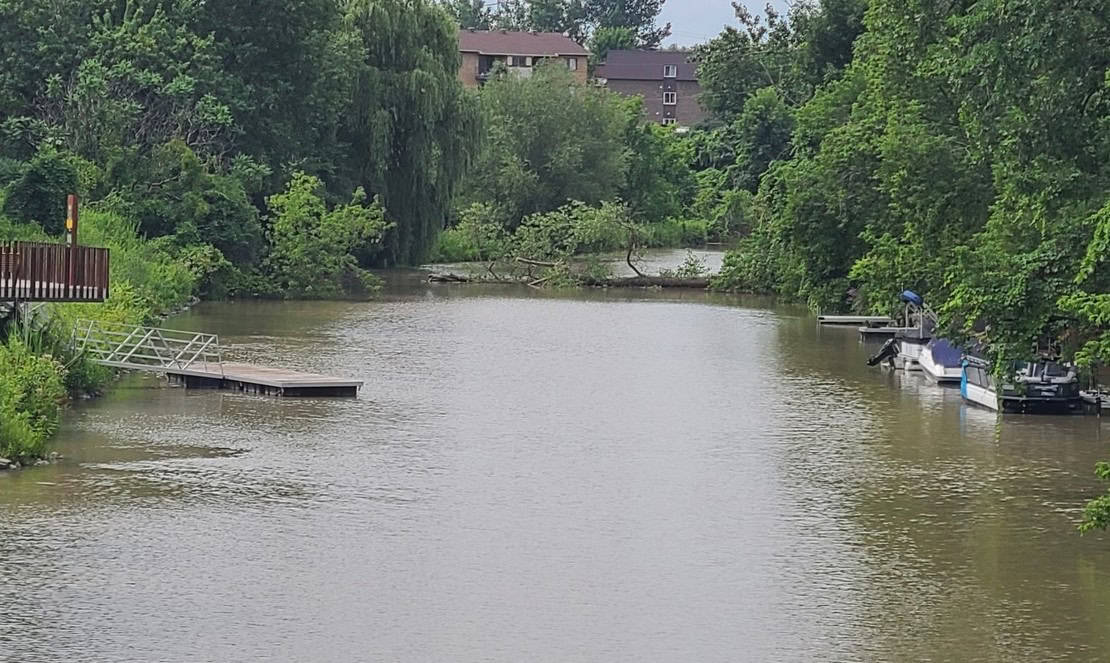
[66,194,78,247]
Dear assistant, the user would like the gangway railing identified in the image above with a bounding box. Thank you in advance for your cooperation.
[72,319,223,376]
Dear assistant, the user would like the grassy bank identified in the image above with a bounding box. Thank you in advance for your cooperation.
[0,210,198,463]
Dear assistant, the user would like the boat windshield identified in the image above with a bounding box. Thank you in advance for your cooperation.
[1031,362,1068,378]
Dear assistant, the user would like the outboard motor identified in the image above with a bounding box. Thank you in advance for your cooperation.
[868,338,900,367]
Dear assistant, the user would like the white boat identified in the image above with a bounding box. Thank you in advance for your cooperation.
[961,358,999,410]
[919,339,963,383]
[895,336,925,371]
[1080,391,1109,413]
[864,290,942,374]
[961,356,1084,414]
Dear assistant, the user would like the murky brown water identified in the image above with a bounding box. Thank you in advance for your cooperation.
[2,270,1108,662]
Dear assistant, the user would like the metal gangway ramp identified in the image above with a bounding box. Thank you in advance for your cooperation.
[73,319,361,397]
[74,319,224,375]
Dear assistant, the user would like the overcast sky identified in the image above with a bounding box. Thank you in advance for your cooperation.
[660,0,788,47]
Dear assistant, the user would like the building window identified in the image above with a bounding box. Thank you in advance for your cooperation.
[567,57,578,71]
[663,91,677,105]
[509,56,530,67]
[662,118,678,126]
[663,64,677,78]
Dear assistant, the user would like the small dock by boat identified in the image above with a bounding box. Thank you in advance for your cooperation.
[859,325,915,338]
[818,315,893,327]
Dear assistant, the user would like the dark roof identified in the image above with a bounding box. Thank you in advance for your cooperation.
[596,50,698,82]
[458,30,588,57]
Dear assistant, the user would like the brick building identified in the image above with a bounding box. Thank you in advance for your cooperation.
[596,50,707,128]
[457,30,589,88]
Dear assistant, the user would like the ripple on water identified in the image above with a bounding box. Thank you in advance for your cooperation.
[2,291,1109,662]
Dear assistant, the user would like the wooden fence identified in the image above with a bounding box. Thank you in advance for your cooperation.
[0,241,110,302]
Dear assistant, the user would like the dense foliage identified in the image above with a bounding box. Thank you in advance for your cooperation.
[687,1,1109,527]
[0,339,67,462]
[436,63,717,263]
[700,0,1108,374]
[458,66,633,228]
[0,0,476,277]
[0,204,198,462]
[0,0,479,461]
[442,0,670,47]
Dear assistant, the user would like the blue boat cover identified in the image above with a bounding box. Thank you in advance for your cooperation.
[900,290,924,307]
[930,339,963,368]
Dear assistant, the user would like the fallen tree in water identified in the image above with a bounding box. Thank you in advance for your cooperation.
[429,209,714,289]
[429,271,710,289]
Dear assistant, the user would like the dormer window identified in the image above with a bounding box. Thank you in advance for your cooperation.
[663,64,677,78]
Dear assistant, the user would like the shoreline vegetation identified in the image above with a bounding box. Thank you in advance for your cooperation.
[2,0,1108,530]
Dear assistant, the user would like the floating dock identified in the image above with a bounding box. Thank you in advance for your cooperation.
[167,363,362,397]
[73,319,362,398]
[818,315,894,327]
[859,325,914,337]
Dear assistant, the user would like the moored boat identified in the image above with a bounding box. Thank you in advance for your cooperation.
[919,338,963,383]
[961,356,1084,414]
[864,290,936,373]
[1080,390,1108,414]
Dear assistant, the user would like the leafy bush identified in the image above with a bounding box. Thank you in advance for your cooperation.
[178,244,239,300]
[264,173,390,299]
[0,339,67,462]
[513,201,628,262]
[710,236,783,294]
[430,203,510,263]
[643,218,709,248]
[75,210,196,319]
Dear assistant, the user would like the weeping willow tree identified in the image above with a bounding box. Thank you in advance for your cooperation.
[339,0,481,265]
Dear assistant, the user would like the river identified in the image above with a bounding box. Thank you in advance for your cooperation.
[1,269,1108,662]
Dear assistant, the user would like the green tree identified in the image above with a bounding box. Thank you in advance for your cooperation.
[585,0,670,48]
[338,0,481,265]
[265,173,390,298]
[529,0,588,41]
[695,1,865,118]
[695,4,801,117]
[441,0,494,29]
[589,26,637,69]
[194,0,351,183]
[731,87,794,192]
[621,119,695,222]
[462,64,633,227]
[123,140,265,265]
[2,150,78,227]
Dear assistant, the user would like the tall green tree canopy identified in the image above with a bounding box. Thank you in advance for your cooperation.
[709,0,1110,370]
[1,0,479,267]
[339,0,481,265]
[460,65,633,227]
[442,0,667,47]
[585,0,670,48]
[441,0,494,29]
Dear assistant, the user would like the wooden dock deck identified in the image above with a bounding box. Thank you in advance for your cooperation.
[73,319,362,398]
[167,363,363,397]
